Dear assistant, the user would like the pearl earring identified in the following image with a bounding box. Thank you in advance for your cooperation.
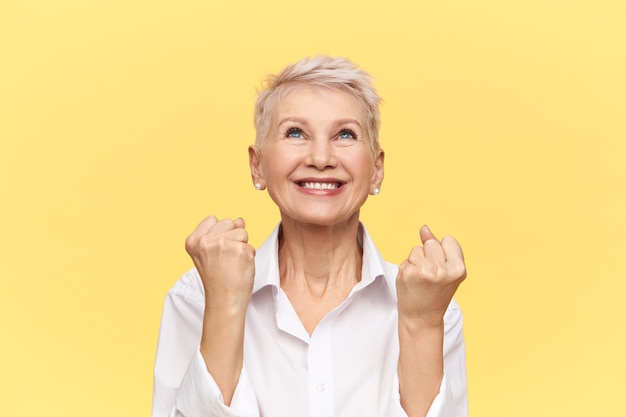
[373,188,380,195]
[254,183,262,190]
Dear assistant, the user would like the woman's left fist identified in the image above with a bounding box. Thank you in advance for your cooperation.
[396,225,467,327]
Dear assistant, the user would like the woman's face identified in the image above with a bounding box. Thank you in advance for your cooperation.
[249,87,384,227]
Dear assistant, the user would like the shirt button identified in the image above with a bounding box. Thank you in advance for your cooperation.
[316,383,325,392]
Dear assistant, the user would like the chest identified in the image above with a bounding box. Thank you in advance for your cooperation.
[242,283,401,417]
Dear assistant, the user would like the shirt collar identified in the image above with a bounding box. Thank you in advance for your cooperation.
[252,223,397,302]
[252,224,282,294]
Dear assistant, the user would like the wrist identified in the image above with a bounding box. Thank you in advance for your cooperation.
[398,313,444,336]
[204,288,251,312]
[204,300,249,322]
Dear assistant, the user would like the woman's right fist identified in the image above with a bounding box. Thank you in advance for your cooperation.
[185,216,256,312]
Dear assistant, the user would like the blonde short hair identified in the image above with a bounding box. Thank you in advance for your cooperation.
[254,56,381,151]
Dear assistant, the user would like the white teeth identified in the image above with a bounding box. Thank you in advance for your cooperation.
[302,182,339,190]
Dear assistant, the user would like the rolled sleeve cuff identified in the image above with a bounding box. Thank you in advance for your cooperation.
[424,373,464,417]
[175,349,258,417]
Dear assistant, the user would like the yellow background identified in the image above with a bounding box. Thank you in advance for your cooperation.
[1,0,624,415]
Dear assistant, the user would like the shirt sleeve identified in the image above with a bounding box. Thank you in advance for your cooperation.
[152,270,259,417]
[175,350,259,417]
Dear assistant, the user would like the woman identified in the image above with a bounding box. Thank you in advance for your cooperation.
[153,56,468,417]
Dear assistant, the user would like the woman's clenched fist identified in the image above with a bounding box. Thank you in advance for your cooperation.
[396,225,467,328]
[185,216,256,312]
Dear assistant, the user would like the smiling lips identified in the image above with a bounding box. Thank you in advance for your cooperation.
[298,181,342,190]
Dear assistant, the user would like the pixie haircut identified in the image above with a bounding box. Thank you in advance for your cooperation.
[254,55,382,151]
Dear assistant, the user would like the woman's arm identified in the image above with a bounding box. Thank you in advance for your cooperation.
[184,216,256,405]
[397,319,445,416]
[395,226,467,417]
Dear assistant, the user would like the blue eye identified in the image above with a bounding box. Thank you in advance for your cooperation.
[338,129,357,139]
[286,127,303,138]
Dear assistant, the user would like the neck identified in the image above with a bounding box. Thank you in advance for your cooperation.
[277,214,364,335]
[278,214,363,296]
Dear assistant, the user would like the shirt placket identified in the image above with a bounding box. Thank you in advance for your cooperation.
[307,314,335,417]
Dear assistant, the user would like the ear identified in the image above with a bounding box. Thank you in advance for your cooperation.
[371,149,385,193]
[248,145,265,187]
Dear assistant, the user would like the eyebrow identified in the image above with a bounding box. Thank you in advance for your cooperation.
[278,117,363,129]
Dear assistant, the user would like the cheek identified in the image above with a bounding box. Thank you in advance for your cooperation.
[261,150,295,180]
[349,153,377,179]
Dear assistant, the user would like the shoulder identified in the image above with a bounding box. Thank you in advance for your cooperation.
[166,268,205,307]
[445,298,464,328]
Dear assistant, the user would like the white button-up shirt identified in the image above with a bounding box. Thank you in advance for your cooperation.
[153,224,468,417]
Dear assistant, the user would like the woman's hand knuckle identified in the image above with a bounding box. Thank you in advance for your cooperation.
[450,262,466,279]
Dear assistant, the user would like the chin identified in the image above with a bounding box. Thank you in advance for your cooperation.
[282,209,361,228]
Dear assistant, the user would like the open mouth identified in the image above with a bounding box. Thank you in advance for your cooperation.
[298,181,342,190]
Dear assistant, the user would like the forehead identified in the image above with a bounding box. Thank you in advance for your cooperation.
[272,86,366,126]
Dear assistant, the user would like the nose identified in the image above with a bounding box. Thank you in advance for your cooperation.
[306,138,337,170]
